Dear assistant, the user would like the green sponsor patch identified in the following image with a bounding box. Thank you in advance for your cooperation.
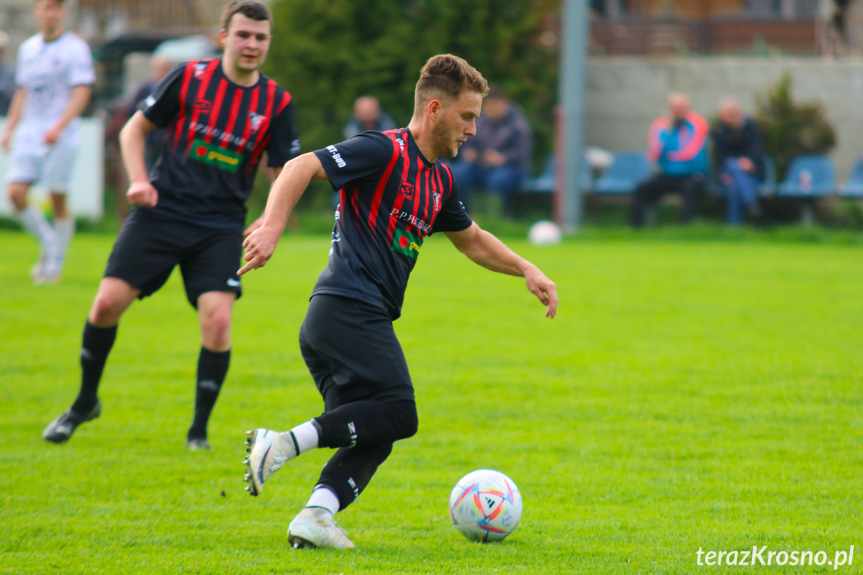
[189,139,242,173]
[392,228,422,259]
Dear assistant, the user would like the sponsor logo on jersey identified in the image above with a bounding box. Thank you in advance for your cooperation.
[248,112,265,134]
[392,228,422,259]
[326,145,346,168]
[390,208,431,234]
[399,180,415,200]
[144,95,156,108]
[194,62,208,79]
[190,138,242,173]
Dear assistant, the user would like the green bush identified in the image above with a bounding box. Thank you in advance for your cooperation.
[755,73,837,177]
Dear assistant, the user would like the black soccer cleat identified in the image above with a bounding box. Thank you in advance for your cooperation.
[42,401,102,443]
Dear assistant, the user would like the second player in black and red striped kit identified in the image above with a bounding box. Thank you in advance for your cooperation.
[42,0,299,450]
[241,54,558,549]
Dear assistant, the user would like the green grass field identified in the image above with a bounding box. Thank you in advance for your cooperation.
[2,227,862,574]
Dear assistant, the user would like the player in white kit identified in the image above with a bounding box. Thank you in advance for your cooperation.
[0,0,94,284]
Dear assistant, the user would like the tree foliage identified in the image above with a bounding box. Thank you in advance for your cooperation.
[755,73,837,177]
[264,0,560,171]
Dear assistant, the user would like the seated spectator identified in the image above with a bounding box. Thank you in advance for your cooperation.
[445,84,531,214]
[629,92,709,227]
[0,31,14,116]
[711,98,765,225]
[343,95,397,139]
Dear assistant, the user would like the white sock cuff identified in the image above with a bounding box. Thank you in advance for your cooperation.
[290,420,320,454]
[307,485,340,515]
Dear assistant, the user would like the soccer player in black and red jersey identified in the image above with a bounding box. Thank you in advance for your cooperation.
[240,54,558,549]
[42,0,300,450]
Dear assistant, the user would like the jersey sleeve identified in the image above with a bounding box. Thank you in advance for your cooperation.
[313,132,394,192]
[266,93,301,167]
[431,166,472,233]
[140,62,187,128]
[69,37,95,87]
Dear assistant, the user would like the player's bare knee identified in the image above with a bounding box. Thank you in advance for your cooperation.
[201,311,231,343]
[89,293,126,324]
[7,185,27,211]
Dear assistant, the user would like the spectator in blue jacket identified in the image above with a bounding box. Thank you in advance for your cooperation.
[445,84,531,214]
[711,98,765,225]
[629,92,709,227]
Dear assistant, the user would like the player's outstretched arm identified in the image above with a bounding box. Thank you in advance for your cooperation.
[445,222,558,318]
[238,152,328,276]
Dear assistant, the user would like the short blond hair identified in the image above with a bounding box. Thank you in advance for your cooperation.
[414,54,489,110]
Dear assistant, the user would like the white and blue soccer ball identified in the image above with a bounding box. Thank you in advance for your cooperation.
[528,220,562,246]
[449,469,522,542]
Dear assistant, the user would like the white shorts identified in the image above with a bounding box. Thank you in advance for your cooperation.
[6,139,79,193]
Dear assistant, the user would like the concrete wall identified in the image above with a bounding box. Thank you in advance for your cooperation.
[587,57,863,180]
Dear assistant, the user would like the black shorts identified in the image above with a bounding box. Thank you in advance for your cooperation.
[104,207,243,308]
[299,294,415,411]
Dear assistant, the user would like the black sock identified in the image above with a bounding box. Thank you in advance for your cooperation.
[188,347,231,440]
[71,322,117,414]
[317,442,394,510]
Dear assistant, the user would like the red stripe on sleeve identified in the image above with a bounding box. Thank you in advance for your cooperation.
[277,90,291,114]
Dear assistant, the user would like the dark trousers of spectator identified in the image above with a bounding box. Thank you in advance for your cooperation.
[629,173,705,227]
[448,161,526,214]
[720,158,760,226]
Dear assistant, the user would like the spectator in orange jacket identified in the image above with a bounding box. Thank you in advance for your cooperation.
[629,92,709,227]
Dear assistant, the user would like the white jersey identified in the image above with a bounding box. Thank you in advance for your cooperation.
[13,31,95,154]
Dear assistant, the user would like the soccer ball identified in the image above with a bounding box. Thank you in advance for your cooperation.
[449,469,522,542]
[528,220,562,246]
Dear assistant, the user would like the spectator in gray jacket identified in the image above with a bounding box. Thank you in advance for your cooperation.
[343,95,396,140]
[0,31,15,115]
[446,84,532,214]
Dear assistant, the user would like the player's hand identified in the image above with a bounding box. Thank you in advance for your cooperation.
[126,180,159,207]
[524,265,558,319]
[1,131,11,151]
[42,124,63,146]
[243,215,265,237]
[482,150,506,167]
[238,224,282,276]
[738,157,755,172]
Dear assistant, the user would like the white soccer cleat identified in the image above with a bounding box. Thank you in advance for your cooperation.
[243,428,295,496]
[288,507,355,549]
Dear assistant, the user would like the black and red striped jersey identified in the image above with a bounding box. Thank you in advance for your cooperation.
[312,128,473,319]
[141,59,300,229]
